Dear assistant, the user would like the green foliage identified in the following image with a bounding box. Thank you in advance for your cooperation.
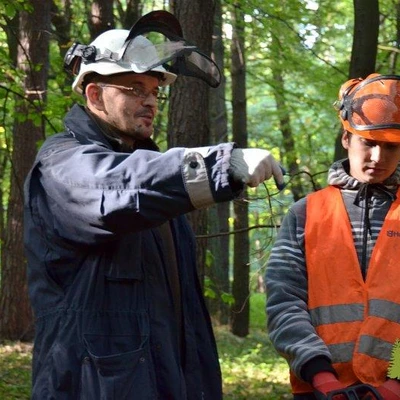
[219,1,355,245]
[388,339,400,380]
[218,0,400,268]
[1,1,398,225]
[0,0,32,22]
[204,275,235,306]
[204,276,218,299]
[221,291,235,306]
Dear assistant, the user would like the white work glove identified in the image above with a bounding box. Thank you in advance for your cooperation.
[230,148,285,189]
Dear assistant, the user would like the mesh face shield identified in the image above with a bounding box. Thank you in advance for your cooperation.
[121,11,221,88]
[118,34,221,88]
[336,74,400,142]
[121,37,196,73]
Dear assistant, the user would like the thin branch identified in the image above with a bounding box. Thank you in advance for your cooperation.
[196,223,280,239]
[0,84,58,132]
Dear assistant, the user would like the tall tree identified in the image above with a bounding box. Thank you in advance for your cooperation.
[386,0,400,74]
[0,0,51,340]
[88,0,115,38]
[334,0,379,160]
[50,0,72,56]
[349,0,379,78]
[270,34,304,201]
[230,5,250,338]
[207,0,230,324]
[0,7,19,290]
[168,0,216,285]
[116,0,142,29]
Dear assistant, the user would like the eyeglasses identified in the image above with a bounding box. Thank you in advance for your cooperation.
[98,83,168,102]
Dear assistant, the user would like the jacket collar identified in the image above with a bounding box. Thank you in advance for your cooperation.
[328,158,400,191]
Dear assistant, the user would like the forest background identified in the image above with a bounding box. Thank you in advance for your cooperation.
[0,0,396,398]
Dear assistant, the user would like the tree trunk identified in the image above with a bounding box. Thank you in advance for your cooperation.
[117,0,142,29]
[349,0,379,78]
[0,154,7,268]
[50,0,74,105]
[230,6,249,338]
[50,0,72,60]
[207,0,230,324]
[270,35,304,201]
[387,0,400,74]
[88,0,115,39]
[167,0,216,287]
[0,0,51,341]
[0,12,19,285]
[334,0,379,161]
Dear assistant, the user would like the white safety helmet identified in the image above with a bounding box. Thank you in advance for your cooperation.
[70,30,177,94]
[64,10,221,95]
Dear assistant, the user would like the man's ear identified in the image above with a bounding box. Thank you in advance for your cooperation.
[341,130,350,150]
[86,83,105,111]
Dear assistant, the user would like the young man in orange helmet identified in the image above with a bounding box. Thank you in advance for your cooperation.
[266,73,400,400]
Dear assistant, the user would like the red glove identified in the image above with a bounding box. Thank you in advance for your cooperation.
[312,372,347,399]
[377,379,400,400]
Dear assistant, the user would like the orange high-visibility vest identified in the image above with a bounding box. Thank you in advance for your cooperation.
[291,185,400,394]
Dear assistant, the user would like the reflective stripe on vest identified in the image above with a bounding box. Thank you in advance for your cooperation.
[290,185,400,394]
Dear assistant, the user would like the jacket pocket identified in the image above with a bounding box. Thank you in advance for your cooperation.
[80,333,155,400]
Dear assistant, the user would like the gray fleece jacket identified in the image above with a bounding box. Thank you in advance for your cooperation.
[266,159,400,385]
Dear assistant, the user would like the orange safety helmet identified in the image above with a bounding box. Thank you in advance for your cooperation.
[335,73,400,142]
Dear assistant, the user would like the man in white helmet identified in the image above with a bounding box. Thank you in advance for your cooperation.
[24,10,284,400]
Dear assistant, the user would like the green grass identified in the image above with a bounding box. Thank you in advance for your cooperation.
[217,327,291,399]
[0,293,292,399]
[217,292,291,399]
[0,342,32,400]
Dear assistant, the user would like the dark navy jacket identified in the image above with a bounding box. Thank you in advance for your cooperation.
[24,104,239,399]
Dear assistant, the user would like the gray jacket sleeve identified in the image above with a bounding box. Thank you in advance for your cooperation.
[265,197,332,379]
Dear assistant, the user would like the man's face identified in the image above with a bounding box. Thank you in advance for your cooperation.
[92,72,162,142]
[342,132,400,183]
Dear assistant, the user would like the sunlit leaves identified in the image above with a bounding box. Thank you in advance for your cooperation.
[0,0,32,22]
